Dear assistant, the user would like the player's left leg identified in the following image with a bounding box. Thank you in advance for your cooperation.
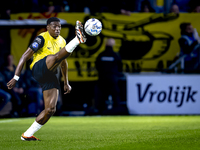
[36,88,59,125]
[21,88,58,141]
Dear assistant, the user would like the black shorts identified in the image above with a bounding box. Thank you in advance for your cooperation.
[32,56,60,92]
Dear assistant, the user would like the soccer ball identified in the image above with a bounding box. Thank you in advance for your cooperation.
[84,18,102,36]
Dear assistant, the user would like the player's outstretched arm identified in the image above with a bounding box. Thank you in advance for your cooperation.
[7,48,34,89]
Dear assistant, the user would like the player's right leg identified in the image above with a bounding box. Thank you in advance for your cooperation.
[46,21,86,72]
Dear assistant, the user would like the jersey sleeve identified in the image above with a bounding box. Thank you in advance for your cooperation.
[62,37,66,47]
[29,35,45,52]
[64,39,66,46]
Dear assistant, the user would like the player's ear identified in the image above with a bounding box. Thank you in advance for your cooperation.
[47,25,50,30]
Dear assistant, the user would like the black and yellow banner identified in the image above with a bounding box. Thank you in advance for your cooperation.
[10,13,200,81]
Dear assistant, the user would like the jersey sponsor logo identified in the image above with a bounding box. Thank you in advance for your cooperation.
[32,42,38,49]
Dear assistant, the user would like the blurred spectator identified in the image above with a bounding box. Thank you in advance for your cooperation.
[0,89,11,111]
[189,0,200,13]
[193,6,200,13]
[0,89,12,117]
[0,0,66,13]
[2,55,25,96]
[0,1,11,19]
[2,54,44,116]
[172,0,190,12]
[85,0,134,15]
[66,0,86,12]
[178,23,200,72]
[6,0,32,13]
[95,38,124,113]
[140,0,155,12]
[170,4,179,14]
[154,0,164,13]
[0,72,12,117]
[2,54,25,116]
[39,0,65,14]
[22,69,43,115]
[112,0,134,15]
[0,2,11,69]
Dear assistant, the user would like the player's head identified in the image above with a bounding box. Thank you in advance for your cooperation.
[106,38,115,47]
[47,17,61,38]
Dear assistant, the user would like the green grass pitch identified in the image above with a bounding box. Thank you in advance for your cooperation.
[0,116,200,150]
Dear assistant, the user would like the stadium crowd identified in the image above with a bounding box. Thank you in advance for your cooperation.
[1,0,200,19]
[0,54,43,117]
[1,0,200,117]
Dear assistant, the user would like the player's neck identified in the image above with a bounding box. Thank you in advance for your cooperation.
[52,35,58,39]
[48,31,58,39]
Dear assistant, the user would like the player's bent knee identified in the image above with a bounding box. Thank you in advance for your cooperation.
[45,107,56,116]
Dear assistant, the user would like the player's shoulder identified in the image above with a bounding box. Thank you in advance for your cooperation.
[58,35,66,45]
[38,31,48,39]
[29,33,45,51]
[34,34,45,46]
[58,35,65,41]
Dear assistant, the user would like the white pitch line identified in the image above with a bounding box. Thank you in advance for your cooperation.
[0,117,34,123]
[0,119,21,123]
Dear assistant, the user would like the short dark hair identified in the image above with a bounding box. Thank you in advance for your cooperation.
[47,17,60,25]
[180,22,191,31]
[180,22,191,34]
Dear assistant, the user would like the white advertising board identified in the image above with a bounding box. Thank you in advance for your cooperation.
[127,74,200,115]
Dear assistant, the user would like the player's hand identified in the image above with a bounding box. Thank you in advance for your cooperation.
[64,83,72,94]
[7,78,17,89]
